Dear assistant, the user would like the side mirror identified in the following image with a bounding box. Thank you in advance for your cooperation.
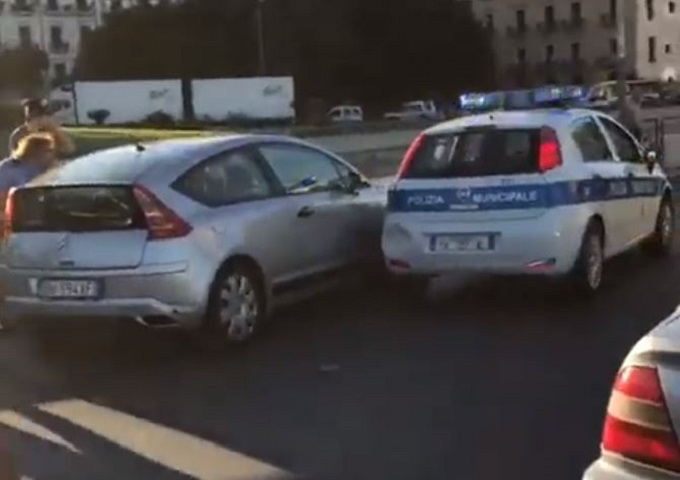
[344,171,365,193]
[645,149,658,173]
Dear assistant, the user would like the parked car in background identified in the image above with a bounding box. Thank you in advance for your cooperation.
[327,105,364,123]
[583,306,680,479]
[384,100,442,121]
[0,135,388,345]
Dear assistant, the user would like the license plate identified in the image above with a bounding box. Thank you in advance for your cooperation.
[431,234,495,252]
[38,279,99,299]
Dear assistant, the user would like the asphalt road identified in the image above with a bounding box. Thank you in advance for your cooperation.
[2,218,680,480]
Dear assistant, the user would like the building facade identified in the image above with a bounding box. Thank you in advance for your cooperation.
[0,0,179,83]
[469,0,680,87]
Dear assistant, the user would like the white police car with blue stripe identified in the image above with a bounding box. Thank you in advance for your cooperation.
[382,90,674,295]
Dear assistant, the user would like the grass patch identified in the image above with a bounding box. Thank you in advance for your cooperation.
[65,127,218,156]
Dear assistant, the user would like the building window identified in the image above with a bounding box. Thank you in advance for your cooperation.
[18,26,31,48]
[571,2,582,21]
[649,36,657,62]
[670,1,676,13]
[485,13,494,29]
[54,63,67,80]
[50,26,63,46]
[516,9,526,30]
[80,25,91,40]
[517,48,526,63]
[610,0,617,19]
[665,43,672,53]
[46,0,58,11]
[571,42,581,60]
[647,0,655,19]
[610,38,618,54]
[546,44,555,62]
[110,0,122,11]
[545,5,555,25]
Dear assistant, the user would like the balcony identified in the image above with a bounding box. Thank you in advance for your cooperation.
[600,13,617,28]
[536,21,558,35]
[10,1,34,14]
[50,41,70,54]
[506,25,529,38]
[560,17,586,31]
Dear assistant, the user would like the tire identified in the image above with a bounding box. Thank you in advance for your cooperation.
[197,260,266,348]
[570,221,605,295]
[645,197,674,256]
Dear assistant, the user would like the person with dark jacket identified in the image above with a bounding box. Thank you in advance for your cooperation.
[617,89,645,141]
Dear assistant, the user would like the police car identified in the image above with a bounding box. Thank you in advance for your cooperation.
[382,87,674,295]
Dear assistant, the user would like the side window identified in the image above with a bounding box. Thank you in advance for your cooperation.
[599,117,642,163]
[174,148,274,206]
[571,117,613,162]
[259,144,343,194]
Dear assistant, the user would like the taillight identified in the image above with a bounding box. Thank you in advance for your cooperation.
[538,127,562,172]
[2,188,16,240]
[396,133,425,179]
[132,185,192,241]
[602,365,680,472]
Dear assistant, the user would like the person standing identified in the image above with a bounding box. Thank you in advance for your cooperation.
[0,133,58,333]
[8,98,74,158]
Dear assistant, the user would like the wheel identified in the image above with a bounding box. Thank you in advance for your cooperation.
[571,221,605,294]
[199,260,266,347]
[645,197,674,256]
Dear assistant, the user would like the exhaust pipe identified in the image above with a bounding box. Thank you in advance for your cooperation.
[133,315,180,329]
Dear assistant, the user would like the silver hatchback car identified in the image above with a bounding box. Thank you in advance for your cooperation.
[0,135,387,343]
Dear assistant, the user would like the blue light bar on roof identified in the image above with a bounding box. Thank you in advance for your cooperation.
[459,92,503,111]
[532,85,585,105]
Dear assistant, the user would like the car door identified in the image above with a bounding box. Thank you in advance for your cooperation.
[597,114,657,240]
[173,146,310,284]
[257,142,359,276]
[569,115,631,253]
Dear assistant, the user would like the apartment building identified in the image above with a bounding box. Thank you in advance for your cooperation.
[470,0,680,87]
[0,0,179,83]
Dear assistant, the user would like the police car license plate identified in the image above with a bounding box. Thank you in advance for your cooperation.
[431,234,494,252]
[38,279,99,299]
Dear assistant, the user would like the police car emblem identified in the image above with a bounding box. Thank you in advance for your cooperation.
[456,188,472,201]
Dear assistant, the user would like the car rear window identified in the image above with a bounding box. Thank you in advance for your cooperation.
[12,186,146,233]
[404,128,541,178]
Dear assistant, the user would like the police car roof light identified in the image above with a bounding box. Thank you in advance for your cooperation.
[396,132,425,179]
[459,92,502,111]
[532,85,584,107]
[538,127,562,172]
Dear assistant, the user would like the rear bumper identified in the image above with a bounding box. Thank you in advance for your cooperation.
[0,261,209,329]
[584,456,678,480]
[381,207,588,276]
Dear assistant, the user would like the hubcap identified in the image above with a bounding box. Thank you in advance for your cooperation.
[586,235,603,290]
[660,204,674,246]
[218,273,259,342]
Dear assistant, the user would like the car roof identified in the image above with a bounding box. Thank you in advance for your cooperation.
[426,109,597,135]
[29,134,323,187]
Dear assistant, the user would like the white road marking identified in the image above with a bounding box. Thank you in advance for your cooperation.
[36,399,291,480]
[0,410,81,454]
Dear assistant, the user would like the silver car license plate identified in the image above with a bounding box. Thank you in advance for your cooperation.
[38,279,99,299]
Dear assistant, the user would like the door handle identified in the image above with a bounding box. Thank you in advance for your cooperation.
[297,206,315,218]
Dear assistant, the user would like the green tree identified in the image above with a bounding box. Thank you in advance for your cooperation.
[75,0,494,111]
[0,46,49,94]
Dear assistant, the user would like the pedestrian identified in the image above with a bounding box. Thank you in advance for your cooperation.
[617,88,645,142]
[8,98,75,158]
[0,133,57,333]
